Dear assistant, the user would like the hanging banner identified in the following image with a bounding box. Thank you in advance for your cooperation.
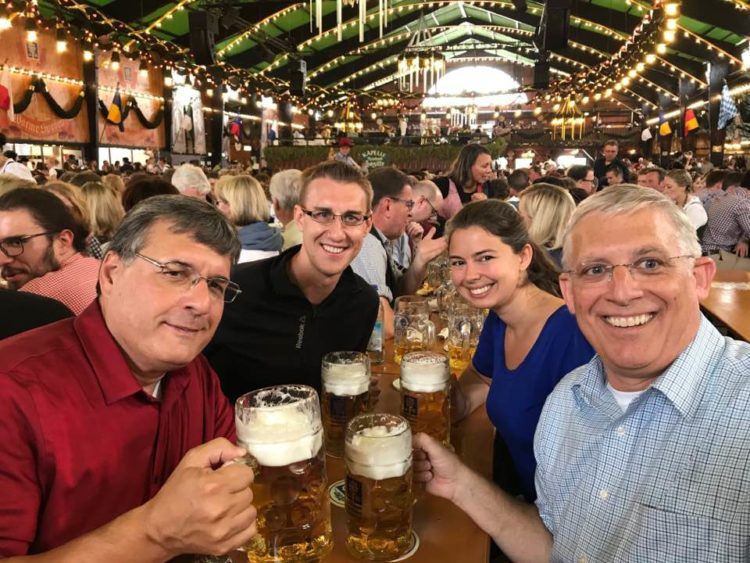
[96,50,165,148]
[0,26,88,143]
[171,73,206,155]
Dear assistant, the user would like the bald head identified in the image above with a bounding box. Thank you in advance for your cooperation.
[411,180,443,223]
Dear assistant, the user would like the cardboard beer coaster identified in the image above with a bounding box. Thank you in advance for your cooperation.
[392,378,401,391]
[388,531,420,562]
[328,479,346,508]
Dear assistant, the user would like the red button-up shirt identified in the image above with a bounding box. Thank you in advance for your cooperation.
[0,301,235,555]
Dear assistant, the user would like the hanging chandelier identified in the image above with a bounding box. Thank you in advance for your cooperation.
[397,15,446,93]
[551,99,585,141]
[312,0,390,42]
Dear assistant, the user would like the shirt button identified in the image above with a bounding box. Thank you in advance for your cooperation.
[578,555,588,563]
[598,489,610,501]
[616,425,626,436]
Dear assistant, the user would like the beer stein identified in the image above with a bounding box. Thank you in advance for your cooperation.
[345,413,413,561]
[393,295,436,364]
[400,351,451,446]
[235,385,333,562]
[446,301,485,374]
[321,351,371,458]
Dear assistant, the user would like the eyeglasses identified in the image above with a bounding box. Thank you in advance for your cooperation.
[135,253,242,303]
[300,208,371,227]
[564,255,696,285]
[388,197,415,211]
[0,232,57,258]
[421,196,439,217]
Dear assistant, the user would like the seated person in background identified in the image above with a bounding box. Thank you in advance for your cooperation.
[506,169,530,209]
[351,167,446,338]
[0,188,99,314]
[518,183,576,268]
[636,166,665,192]
[206,161,379,400]
[0,289,71,340]
[214,175,282,263]
[171,163,212,200]
[449,200,593,501]
[122,176,180,212]
[662,169,707,230]
[411,179,444,235]
[566,165,597,196]
[269,169,304,251]
[694,168,726,210]
[604,163,624,187]
[435,144,494,220]
[415,186,750,562]
[0,195,256,559]
[701,171,750,259]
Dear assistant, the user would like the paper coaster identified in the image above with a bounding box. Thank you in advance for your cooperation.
[392,377,401,390]
[389,531,420,562]
[328,479,346,508]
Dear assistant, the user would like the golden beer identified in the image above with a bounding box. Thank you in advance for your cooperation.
[393,296,435,365]
[321,352,371,457]
[345,414,413,561]
[236,385,333,562]
[400,351,451,445]
[446,342,477,374]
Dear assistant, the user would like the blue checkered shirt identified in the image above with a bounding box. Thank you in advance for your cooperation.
[535,315,750,562]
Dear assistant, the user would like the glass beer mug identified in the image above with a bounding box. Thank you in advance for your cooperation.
[235,385,333,562]
[321,351,371,458]
[446,301,485,374]
[393,295,436,364]
[345,413,414,561]
[400,351,451,446]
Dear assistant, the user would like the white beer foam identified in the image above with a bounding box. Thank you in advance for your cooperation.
[323,362,369,396]
[347,424,412,480]
[236,405,323,467]
[400,352,449,393]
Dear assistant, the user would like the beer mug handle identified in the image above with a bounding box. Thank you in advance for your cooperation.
[459,320,472,352]
[425,320,436,346]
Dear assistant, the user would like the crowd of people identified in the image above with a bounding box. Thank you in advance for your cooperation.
[1,133,749,561]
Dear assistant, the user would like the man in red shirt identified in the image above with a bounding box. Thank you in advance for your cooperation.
[0,195,257,560]
[0,188,99,314]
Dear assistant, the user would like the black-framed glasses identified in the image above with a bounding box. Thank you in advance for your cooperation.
[388,197,415,211]
[564,255,696,285]
[0,232,57,258]
[300,208,371,227]
[135,253,242,303]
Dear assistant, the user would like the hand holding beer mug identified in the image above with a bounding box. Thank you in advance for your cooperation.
[321,351,371,458]
[393,296,436,364]
[400,351,451,446]
[235,385,333,562]
[345,413,414,561]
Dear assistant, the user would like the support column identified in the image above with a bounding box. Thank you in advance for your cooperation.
[208,82,223,168]
[82,56,98,164]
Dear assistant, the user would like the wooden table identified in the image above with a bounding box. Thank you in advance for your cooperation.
[701,270,750,342]
[229,335,494,563]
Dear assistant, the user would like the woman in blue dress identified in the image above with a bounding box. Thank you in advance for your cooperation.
[448,199,594,501]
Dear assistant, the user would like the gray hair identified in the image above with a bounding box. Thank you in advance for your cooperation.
[108,195,241,263]
[561,184,701,269]
[171,163,211,196]
[413,179,440,201]
[269,169,302,211]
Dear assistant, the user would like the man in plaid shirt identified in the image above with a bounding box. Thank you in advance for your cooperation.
[701,171,750,258]
[412,187,750,561]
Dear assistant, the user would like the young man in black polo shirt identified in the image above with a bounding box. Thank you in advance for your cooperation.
[205,161,379,401]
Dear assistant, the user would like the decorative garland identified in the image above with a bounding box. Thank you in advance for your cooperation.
[97,96,163,129]
[12,78,85,118]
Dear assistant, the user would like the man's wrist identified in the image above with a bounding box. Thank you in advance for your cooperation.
[138,502,176,561]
